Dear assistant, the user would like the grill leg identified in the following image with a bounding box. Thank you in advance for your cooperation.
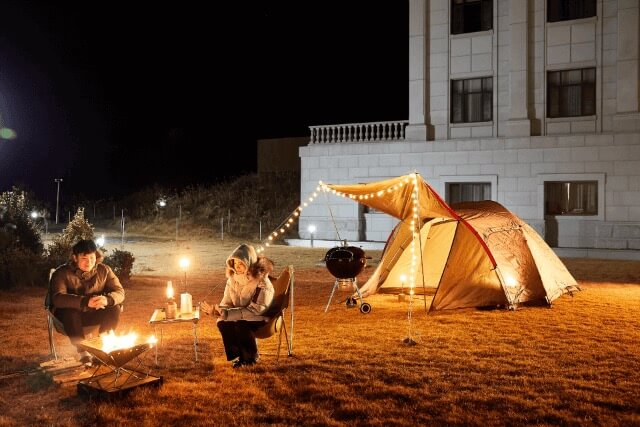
[324,280,340,313]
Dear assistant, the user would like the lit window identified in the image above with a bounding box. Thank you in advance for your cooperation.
[547,0,596,23]
[451,77,493,123]
[544,181,598,216]
[447,182,491,204]
[547,68,595,118]
[451,0,493,35]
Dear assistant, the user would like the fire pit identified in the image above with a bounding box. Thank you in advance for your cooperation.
[76,332,162,397]
[324,244,371,314]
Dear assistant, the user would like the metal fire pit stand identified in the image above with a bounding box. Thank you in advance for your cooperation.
[324,278,371,314]
[76,337,162,396]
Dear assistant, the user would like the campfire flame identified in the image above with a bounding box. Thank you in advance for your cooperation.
[101,330,139,353]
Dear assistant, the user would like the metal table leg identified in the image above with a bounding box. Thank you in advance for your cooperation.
[193,321,198,362]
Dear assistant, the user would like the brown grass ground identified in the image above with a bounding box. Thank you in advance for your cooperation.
[0,234,639,426]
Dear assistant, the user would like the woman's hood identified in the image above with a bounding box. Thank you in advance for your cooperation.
[225,244,257,272]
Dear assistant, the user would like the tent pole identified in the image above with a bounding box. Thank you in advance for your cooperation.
[415,174,429,314]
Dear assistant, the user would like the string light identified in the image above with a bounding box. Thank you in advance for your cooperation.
[258,174,423,255]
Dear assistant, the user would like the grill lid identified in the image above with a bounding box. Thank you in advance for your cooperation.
[324,245,367,279]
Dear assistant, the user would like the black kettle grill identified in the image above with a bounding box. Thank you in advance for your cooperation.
[324,245,367,279]
[323,243,371,314]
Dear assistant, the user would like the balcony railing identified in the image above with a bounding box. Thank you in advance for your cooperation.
[309,120,408,144]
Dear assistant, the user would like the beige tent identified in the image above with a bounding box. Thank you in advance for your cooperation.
[325,174,579,312]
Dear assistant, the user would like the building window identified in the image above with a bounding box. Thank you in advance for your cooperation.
[547,0,596,23]
[451,77,493,123]
[547,68,595,118]
[544,181,598,216]
[451,0,493,35]
[447,182,491,204]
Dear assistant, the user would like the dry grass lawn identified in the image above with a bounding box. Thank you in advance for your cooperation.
[0,234,639,426]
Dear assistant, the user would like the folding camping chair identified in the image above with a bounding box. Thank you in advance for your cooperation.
[253,265,294,363]
[45,268,120,360]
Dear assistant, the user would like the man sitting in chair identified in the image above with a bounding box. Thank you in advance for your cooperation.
[49,239,125,364]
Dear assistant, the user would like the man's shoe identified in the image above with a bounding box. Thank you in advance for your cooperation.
[231,359,243,369]
[78,351,92,366]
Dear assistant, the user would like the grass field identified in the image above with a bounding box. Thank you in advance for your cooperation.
[0,235,639,426]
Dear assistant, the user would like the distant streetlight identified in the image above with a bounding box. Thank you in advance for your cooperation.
[308,224,316,248]
[54,178,63,224]
[30,210,48,234]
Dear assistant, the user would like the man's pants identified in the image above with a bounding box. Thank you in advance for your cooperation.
[54,305,121,350]
[217,320,266,362]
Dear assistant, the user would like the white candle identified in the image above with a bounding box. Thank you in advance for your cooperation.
[180,293,193,314]
[166,281,174,299]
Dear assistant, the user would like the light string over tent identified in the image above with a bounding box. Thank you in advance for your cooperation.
[257,175,425,253]
[256,184,324,253]
[403,173,421,345]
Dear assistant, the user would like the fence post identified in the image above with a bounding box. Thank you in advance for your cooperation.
[176,204,181,244]
[120,209,125,249]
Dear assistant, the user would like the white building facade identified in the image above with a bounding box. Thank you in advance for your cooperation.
[298,0,640,258]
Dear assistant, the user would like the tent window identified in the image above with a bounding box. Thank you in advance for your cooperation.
[547,0,596,23]
[451,0,493,35]
[547,68,596,118]
[447,182,491,204]
[451,77,493,123]
[544,181,598,216]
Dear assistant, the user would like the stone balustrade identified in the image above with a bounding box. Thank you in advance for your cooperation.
[309,120,408,144]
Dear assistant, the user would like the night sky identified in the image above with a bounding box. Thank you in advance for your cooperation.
[0,1,408,203]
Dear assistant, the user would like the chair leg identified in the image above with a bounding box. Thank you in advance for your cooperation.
[47,316,58,360]
[280,318,292,357]
[276,327,282,364]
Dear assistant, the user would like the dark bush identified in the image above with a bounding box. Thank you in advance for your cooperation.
[0,189,47,288]
[104,249,135,284]
[0,188,44,255]
[0,247,50,289]
[46,208,95,267]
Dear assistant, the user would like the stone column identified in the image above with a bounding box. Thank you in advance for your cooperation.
[406,0,429,141]
[506,0,531,136]
[613,3,640,131]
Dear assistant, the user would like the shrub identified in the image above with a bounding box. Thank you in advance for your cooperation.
[46,208,95,267]
[104,249,135,284]
[0,188,44,255]
[0,189,47,288]
[0,247,49,290]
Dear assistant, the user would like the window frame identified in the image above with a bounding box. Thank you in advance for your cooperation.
[538,173,605,221]
[451,77,493,124]
[451,0,493,35]
[441,175,497,205]
[547,68,596,118]
[547,0,596,23]
[446,182,492,204]
[544,181,598,216]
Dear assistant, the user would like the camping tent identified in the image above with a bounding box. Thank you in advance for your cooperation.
[324,174,579,312]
